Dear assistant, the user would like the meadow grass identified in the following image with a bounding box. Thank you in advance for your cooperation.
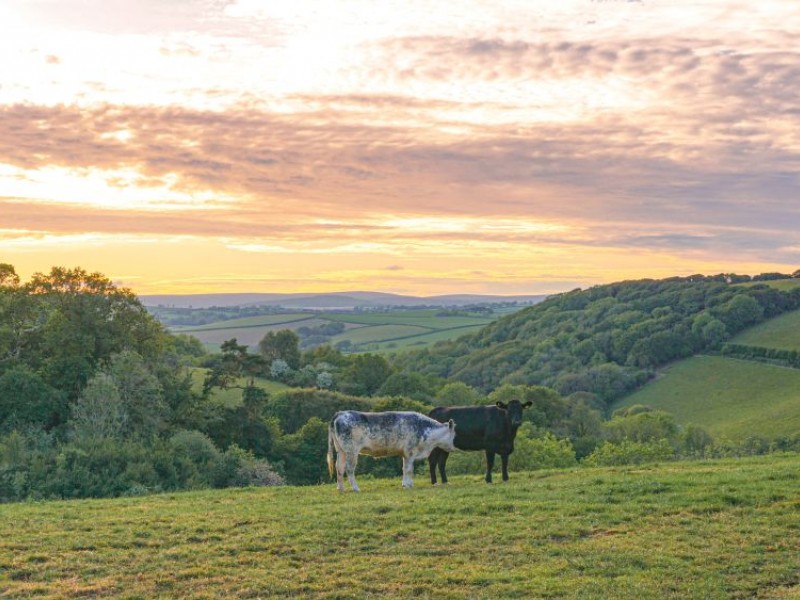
[320,310,494,330]
[172,314,313,332]
[738,279,800,292]
[1,455,798,599]
[188,368,288,408]
[730,309,800,352]
[614,355,800,439]
[329,324,433,346]
[174,309,497,354]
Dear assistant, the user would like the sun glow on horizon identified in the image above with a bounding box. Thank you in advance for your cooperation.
[1,0,799,294]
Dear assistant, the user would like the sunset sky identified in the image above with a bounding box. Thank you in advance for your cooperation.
[2,1,799,295]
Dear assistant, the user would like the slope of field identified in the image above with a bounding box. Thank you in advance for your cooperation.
[1,456,798,598]
[729,308,800,352]
[614,355,800,439]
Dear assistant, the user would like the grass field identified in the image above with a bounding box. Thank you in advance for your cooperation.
[738,278,800,291]
[188,368,288,408]
[171,308,498,354]
[1,455,798,598]
[614,355,800,440]
[730,309,800,352]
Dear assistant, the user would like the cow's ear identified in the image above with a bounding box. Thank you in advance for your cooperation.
[496,401,508,410]
[523,401,533,408]
[448,419,455,430]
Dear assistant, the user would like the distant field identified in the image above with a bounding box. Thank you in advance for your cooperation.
[730,309,800,352]
[1,455,798,598]
[738,278,800,291]
[172,313,313,332]
[615,355,800,439]
[169,308,498,354]
[321,309,494,330]
[178,318,341,350]
[370,324,487,352]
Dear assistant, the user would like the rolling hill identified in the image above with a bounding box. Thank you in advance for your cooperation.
[141,291,546,309]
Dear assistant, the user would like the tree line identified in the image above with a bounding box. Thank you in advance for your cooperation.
[3,264,800,503]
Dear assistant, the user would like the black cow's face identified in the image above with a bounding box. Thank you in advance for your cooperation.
[495,399,533,427]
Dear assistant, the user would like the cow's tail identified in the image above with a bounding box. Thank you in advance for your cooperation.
[327,417,336,480]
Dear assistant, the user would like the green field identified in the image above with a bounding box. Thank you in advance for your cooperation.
[172,313,313,332]
[189,368,288,407]
[1,455,798,598]
[730,309,800,352]
[614,355,800,439]
[738,278,800,291]
[171,308,498,354]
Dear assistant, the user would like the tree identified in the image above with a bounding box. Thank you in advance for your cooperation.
[434,381,484,406]
[107,351,166,439]
[69,373,127,441]
[24,267,167,400]
[258,330,301,370]
[203,339,264,393]
[0,365,66,431]
[339,354,393,396]
[378,372,433,402]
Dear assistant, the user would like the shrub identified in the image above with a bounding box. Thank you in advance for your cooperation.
[583,438,676,466]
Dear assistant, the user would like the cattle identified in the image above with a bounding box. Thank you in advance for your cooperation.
[327,410,456,491]
[428,400,533,484]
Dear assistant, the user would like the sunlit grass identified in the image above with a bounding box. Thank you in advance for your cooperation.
[1,455,798,598]
[615,355,800,439]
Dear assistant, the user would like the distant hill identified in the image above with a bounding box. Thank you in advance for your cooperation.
[140,291,546,309]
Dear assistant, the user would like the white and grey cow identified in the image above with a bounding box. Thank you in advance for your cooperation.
[327,410,456,491]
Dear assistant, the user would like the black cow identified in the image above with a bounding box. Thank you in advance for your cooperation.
[428,400,532,484]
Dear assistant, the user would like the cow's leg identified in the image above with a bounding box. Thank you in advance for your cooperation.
[401,455,415,488]
[500,453,510,482]
[335,449,346,492]
[485,450,495,484]
[345,452,360,492]
[428,448,440,485]
[439,451,450,485]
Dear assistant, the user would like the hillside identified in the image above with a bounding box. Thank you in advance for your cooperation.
[1,456,798,598]
[613,355,800,440]
[728,308,800,352]
[398,276,800,401]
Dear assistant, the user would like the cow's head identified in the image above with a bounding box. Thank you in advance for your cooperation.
[435,419,457,452]
[495,400,533,427]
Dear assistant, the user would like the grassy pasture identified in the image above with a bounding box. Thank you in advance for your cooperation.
[179,318,336,350]
[172,313,313,332]
[738,278,800,292]
[730,309,800,352]
[171,308,498,354]
[1,455,798,598]
[188,368,288,408]
[329,324,432,345]
[614,355,800,439]
[370,324,487,352]
[321,309,495,330]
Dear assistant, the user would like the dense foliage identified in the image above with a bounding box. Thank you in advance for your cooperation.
[396,275,800,402]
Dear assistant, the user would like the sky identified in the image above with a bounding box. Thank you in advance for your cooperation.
[2,0,800,296]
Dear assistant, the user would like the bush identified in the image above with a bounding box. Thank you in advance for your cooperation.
[583,439,676,466]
